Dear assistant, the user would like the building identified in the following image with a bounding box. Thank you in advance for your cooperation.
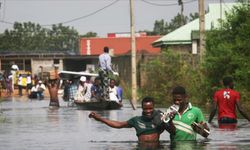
[152,3,237,55]
[80,32,161,56]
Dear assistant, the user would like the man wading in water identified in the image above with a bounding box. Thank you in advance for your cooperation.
[89,97,175,148]
[47,79,60,107]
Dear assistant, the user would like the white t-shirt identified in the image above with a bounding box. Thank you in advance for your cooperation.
[109,86,119,102]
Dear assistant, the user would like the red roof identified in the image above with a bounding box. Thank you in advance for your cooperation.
[80,36,161,56]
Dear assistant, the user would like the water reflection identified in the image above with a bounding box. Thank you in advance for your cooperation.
[1,98,250,150]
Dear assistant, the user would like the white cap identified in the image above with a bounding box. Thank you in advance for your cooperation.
[38,80,42,84]
[80,76,86,82]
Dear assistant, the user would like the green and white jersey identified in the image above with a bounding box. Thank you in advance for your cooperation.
[171,103,205,141]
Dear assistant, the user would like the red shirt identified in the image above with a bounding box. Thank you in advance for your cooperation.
[213,88,240,120]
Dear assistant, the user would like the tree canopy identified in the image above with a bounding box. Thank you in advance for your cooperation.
[0,22,97,52]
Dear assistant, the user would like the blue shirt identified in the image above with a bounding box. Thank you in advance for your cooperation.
[99,52,112,71]
[91,85,103,97]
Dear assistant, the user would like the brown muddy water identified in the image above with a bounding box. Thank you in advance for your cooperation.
[1,97,250,150]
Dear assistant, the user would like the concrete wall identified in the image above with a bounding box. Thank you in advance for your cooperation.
[31,59,63,75]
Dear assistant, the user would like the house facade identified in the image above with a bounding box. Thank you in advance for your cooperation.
[152,3,237,55]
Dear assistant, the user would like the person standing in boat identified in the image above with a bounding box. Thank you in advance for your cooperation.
[98,46,118,100]
[208,76,250,129]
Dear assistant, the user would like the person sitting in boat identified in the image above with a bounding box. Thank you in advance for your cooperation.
[83,76,93,102]
[74,76,87,102]
[91,77,104,102]
[108,79,119,103]
[68,79,78,102]
[116,80,123,103]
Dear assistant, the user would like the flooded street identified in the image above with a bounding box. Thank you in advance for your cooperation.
[1,97,250,150]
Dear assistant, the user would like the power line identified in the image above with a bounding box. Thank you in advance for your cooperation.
[140,0,197,6]
[42,0,120,26]
[0,0,121,27]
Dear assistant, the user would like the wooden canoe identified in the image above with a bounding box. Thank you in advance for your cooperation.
[74,100,122,110]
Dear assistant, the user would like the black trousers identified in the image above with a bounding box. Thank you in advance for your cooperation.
[219,117,237,124]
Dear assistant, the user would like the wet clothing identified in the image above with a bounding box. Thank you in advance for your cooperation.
[219,117,237,124]
[214,88,240,121]
[127,111,165,137]
[171,103,205,141]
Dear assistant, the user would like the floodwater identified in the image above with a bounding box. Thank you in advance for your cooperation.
[1,97,250,150]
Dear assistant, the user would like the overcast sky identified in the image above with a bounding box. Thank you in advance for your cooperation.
[0,0,236,37]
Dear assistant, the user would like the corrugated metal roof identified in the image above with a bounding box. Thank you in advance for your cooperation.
[152,3,238,47]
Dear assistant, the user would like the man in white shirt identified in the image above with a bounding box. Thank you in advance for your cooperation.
[10,62,19,90]
[74,76,87,102]
[36,80,46,100]
[108,79,119,103]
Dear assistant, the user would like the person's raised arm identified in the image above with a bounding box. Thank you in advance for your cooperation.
[208,101,217,123]
[89,112,129,128]
[236,101,250,122]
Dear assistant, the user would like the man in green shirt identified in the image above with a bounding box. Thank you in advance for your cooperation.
[89,97,175,144]
[168,86,210,141]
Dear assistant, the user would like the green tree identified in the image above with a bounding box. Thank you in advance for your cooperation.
[141,51,205,106]
[80,32,97,38]
[0,22,79,52]
[204,4,250,104]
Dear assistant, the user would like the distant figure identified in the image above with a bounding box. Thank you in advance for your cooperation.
[99,46,113,73]
[29,84,38,99]
[84,76,93,102]
[47,79,60,107]
[10,62,19,90]
[11,62,19,71]
[6,73,13,96]
[26,73,32,95]
[208,76,250,129]
[36,80,46,100]
[98,46,118,100]
[91,77,104,102]
[63,80,70,101]
[116,81,123,103]
[108,79,119,102]
[68,79,77,102]
[18,74,23,96]
[74,76,87,102]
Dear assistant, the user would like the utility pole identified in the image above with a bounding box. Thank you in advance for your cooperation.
[198,0,205,63]
[178,0,184,25]
[130,0,137,110]
[220,0,222,20]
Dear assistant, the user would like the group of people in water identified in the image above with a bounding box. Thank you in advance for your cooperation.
[89,76,250,147]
